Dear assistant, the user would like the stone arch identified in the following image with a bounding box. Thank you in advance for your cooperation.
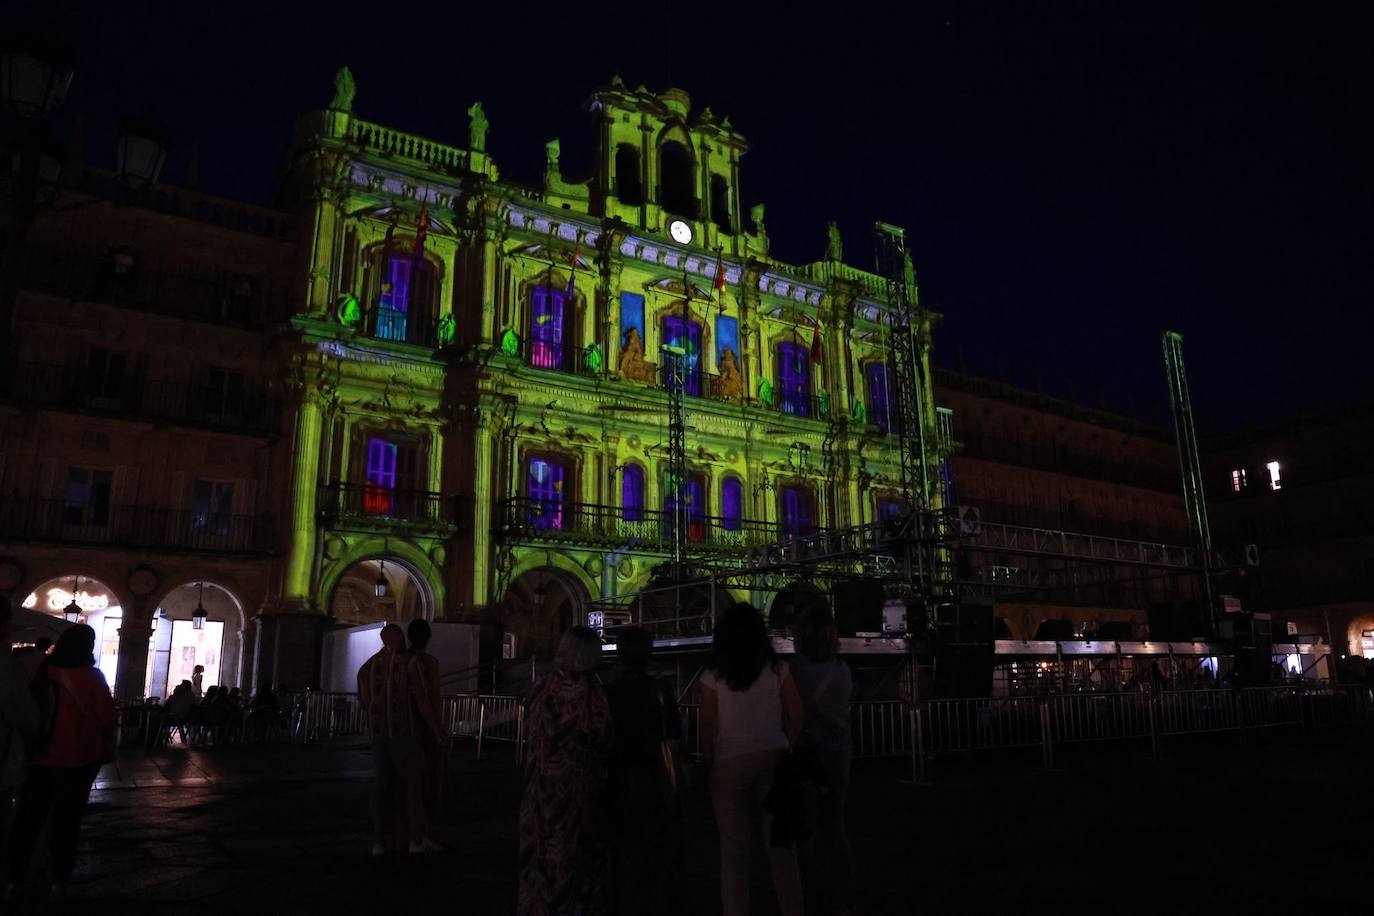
[20,573,129,687]
[657,129,697,218]
[764,580,828,632]
[1345,613,1374,658]
[146,580,248,696]
[317,536,444,621]
[499,555,596,659]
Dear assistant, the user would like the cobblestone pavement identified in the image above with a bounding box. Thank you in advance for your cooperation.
[8,728,1372,914]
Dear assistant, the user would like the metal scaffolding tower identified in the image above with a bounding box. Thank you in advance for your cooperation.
[874,222,931,509]
[1162,330,1215,629]
[662,342,689,578]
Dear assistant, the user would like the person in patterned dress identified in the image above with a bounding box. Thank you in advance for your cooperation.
[518,626,613,916]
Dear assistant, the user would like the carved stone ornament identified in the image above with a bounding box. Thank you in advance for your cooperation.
[584,556,603,576]
[430,544,447,566]
[128,565,160,597]
[324,536,345,560]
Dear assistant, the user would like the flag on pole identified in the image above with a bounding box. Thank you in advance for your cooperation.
[412,205,430,261]
[713,249,726,292]
[566,232,582,298]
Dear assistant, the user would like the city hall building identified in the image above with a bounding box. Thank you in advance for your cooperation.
[1,71,1193,697]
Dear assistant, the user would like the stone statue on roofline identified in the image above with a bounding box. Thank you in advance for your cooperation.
[826,221,843,261]
[330,67,356,112]
[467,102,488,151]
[718,347,744,400]
[545,139,561,176]
[750,203,766,235]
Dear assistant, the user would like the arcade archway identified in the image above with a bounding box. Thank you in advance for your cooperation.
[21,574,122,685]
[768,581,828,632]
[501,567,592,659]
[145,581,245,699]
[328,557,434,626]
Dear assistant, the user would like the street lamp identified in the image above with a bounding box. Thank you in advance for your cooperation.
[191,582,208,631]
[0,45,75,119]
[374,560,390,599]
[63,575,82,623]
[115,108,170,191]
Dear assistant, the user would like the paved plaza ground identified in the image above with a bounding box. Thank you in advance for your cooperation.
[11,726,1373,913]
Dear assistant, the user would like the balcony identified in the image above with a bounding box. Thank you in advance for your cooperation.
[317,482,458,534]
[9,363,280,437]
[657,362,745,404]
[0,499,272,553]
[495,497,792,555]
[20,245,272,328]
[355,302,442,349]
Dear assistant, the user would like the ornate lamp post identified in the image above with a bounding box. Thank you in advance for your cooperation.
[63,575,82,623]
[191,582,208,631]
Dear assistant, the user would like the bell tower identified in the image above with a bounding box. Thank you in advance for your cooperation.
[590,80,752,255]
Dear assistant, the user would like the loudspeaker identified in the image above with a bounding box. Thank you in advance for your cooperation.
[832,578,885,635]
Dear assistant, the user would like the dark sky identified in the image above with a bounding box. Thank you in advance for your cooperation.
[14,2,1372,432]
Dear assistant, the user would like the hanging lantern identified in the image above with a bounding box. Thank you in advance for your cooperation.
[63,576,82,623]
[374,560,389,599]
[191,582,208,631]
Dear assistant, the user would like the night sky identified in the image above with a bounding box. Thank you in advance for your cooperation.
[13,2,1372,433]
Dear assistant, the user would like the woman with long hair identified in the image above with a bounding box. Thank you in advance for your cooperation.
[518,626,614,916]
[790,604,855,915]
[700,602,804,916]
[6,624,115,898]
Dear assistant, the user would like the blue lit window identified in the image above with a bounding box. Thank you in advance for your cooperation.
[665,472,707,541]
[876,496,904,523]
[377,256,412,341]
[621,464,645,522]
[779,485,814,539]
[662,316,702,396]
[527,457,567,529]
[866,362,896,433]
[778,342,810,417]
[531,286,567,370]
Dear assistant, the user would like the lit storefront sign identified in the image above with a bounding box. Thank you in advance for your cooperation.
[22,588,111,613]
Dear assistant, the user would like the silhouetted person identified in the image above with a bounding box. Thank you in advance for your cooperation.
[406,619,444,851]
[358,624,431,856]
[248,681,280,741]
[701,603,803,916]
[1,596,40,885]
[7,624,115,897]
[191,664,205,699]
[790,606,855,916]
[606,626,683,915]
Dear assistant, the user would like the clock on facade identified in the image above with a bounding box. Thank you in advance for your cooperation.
[668,219,693,245]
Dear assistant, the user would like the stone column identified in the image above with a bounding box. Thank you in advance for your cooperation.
[282,388,326,606]
[470,411,495,610]
[479,228,500,345]
[113,602,153,703]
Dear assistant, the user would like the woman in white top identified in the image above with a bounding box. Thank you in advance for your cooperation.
[700,602,804,916]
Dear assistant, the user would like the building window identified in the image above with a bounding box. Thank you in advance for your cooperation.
[721,476,743,531]
[1266,460,1281,491]
[364,436,419,516]
[710,174,731,233]
[779,485,815,539]
[1230,468,1247,493]
[659,140,696,218]
[664,471,707,541]
[85,349,127,403]
[876,496,904,523]
[377,255,414,341]
[191,479,234,536]
[63,467,113,527]
[621,464,645,522]
[370,252,437,344]
[777,342,811,417]
[204,368,245,420]
[527,456,568,530]
[866,362,896,433]
[662,315,702,396]
[615,144,642,205]
[530,286,568,370]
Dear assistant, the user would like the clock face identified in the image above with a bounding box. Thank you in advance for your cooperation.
[668,220,693,245]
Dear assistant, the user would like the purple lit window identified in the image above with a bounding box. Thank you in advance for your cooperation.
[365,437,398,515]
[721,476,743,531]
[662,316,702,396]
[527,457,566,530]
[866,362,895,434]
[779,485,814,539]
[621,464,645,522]
[377,256,411,342]
[778,342,810,417]
[877,497,904,522]
[531,286,567,370]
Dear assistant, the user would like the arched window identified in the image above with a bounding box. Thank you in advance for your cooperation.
[621,464,645,522]
[530,285,569,370]
[866,362,897,434]
[721,476,743,531]
[526,456,569,530]
[779,485,815,539]
[662,315,702,396]
[777,341,811,417]
[363,435,419,516]
[659,141,696,218]
[615,144,643,205]
[710,174,731,233]
[664,471,707,542]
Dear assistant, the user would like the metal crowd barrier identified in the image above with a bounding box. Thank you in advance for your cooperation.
[290,691,525,761]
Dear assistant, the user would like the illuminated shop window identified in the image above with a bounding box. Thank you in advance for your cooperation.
[530,286,568,370]
[1230,468,1247,492]
[662,316,702,396]
[527,457,567,530]
[777,342,811,417]
[721,477,743,531]
[1266,460,1282,491]
[621,464,645,522]
[866,362,896,434]
[779,485,815,539]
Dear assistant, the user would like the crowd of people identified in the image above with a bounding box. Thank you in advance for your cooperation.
[143,674,284,746]
[517,602,855,916]
[0,595,116,903]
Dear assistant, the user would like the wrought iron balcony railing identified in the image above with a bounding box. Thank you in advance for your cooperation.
[317,482,458,532]
[0,499,272,553]
[355,302,442,349]
[494,497,824,555]
[9,363,280,436]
